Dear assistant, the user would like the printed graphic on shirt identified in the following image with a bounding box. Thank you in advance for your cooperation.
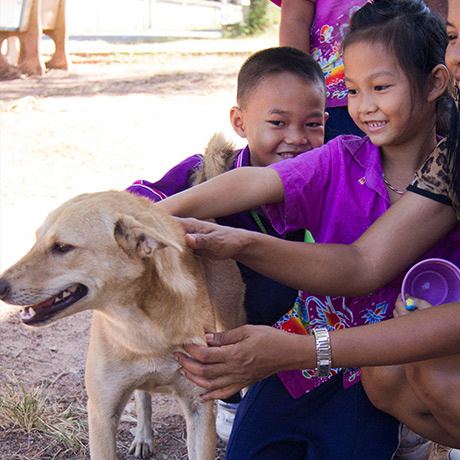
[274,292,390,398]
[311,4,363,104]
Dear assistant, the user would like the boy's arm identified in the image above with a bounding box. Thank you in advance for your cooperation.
[181,191,457,296]
[279,0,315,53]
[157,166,284,219]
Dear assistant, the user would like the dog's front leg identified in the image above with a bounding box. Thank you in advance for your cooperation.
[129,390,155,458]
[177,395,216,460]
[85,339,134,460]
[87,394,122,460]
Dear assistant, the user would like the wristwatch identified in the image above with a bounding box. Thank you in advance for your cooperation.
[312,327,332,378]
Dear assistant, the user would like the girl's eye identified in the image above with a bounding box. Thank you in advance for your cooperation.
[306,122,322,128]
[374,85,389,91]
[269,120,285,127]
[347,89,358,96]
[448,33,458,42]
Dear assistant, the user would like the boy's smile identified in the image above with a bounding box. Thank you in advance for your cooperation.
[231,72,328,167]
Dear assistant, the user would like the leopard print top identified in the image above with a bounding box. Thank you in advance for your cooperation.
[408,83,460,219]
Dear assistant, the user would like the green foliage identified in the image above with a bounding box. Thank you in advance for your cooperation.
[223,0,280,38]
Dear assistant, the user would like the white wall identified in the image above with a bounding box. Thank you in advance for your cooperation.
[65,0,243,34]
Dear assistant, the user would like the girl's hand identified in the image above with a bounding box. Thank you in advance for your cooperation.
[174,325,305,401]
[393,293,434,317]
[175,217,249,260]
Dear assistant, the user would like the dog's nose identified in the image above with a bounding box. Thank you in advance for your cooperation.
[0,279,11,300]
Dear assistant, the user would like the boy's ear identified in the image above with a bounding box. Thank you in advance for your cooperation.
[230,106,247,138]
[427,64,449,102]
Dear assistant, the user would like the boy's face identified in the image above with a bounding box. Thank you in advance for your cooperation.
[231,72,327,167]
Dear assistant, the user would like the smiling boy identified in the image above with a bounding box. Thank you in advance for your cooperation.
[128,46,328,327]
[127,46,328,442]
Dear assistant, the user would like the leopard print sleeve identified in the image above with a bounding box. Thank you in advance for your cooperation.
[407,138,460,218]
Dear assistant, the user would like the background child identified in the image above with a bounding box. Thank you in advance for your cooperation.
[127,45,328,441]
[163,1,460,457]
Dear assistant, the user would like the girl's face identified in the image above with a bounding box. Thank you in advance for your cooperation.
[344,41,431,150]
[446,0,460,82]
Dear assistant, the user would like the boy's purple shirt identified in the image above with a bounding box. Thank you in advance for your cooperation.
[126,146,281,236]
[266,135,460,398]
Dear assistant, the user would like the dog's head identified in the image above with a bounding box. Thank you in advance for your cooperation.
[0,191,198,327]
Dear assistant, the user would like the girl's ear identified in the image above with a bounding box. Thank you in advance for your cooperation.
[427,64,449,102]
[230,106,247,138]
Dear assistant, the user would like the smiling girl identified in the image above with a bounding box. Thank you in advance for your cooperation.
[158,1,460,458]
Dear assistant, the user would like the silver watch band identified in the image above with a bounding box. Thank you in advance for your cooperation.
[313,327,332,378]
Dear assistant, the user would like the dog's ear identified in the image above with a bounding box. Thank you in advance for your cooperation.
[114,214,197,299]
[114,214,182,259]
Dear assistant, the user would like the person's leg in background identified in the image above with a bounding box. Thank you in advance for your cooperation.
[325,106,364,142]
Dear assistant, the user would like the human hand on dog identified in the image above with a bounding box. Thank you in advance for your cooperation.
[176,217,250,260]
[175,324,313,401]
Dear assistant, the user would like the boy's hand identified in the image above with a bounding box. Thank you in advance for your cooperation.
[175,217,248,260]
[394,293,434,317]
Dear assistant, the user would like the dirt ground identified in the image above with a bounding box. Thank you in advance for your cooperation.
[0,34,451,459]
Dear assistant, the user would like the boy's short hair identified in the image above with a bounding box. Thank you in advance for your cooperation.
[237,47,326,108]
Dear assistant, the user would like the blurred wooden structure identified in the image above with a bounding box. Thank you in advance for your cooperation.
[0,0,69,78]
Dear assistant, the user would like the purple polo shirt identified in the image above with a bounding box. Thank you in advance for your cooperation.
[266,135,460,398]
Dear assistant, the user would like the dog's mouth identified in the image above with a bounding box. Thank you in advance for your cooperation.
[20,284,88,326]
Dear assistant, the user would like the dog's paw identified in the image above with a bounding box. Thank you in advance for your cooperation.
[128,437,155,459]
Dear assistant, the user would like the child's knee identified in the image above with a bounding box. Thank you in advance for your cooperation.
[406,359,460,416]
[361,365,404,412]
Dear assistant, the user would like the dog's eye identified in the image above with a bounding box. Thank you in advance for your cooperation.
[52,242,74,254]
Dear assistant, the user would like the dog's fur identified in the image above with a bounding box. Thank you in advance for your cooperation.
[0,135,246,460]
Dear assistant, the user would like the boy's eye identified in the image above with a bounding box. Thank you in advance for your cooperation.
[306,122,322,128]
[374,85,389,91]
[269,120,286,127]
[347,88,358,96]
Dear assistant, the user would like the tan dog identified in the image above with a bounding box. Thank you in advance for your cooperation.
[0,190,245,460]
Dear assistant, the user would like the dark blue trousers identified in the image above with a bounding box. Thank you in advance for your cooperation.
[226,373,399,460]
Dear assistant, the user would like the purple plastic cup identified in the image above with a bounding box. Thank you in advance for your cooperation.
[401,258,460,308]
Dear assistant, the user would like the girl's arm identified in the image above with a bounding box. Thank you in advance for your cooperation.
[175,302,460,400]
[181,191,457,295]
[279,0,315,53]
[157,166,284,219]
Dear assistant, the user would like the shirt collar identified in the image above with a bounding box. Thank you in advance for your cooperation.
[235,145,250,168]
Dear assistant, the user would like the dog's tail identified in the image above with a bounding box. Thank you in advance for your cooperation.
[192,132,238,185]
